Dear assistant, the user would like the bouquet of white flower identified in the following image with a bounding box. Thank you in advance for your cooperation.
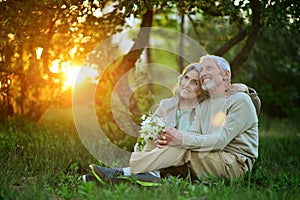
[138,114,166,141]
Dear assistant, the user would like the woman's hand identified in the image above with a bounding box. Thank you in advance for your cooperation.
[226,83,249,97]
[156,127,182,148]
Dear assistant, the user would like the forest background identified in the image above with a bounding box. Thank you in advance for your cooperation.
[1,0,299,122]
[0,0,299,199]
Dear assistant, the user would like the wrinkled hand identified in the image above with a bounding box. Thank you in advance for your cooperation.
[156,127,182,148]
[226,83,249,97]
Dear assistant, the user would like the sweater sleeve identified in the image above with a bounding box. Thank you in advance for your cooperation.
[154,100,166,118]
[248,87,261,115]
[180,93,257,151]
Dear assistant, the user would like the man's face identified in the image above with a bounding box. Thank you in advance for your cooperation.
[199,58,224,91]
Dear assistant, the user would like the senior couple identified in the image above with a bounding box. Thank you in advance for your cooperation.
[83,55,260,186]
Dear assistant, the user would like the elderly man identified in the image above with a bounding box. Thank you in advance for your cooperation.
[87,55,259,185]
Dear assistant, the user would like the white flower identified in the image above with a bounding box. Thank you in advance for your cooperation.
[138,114,165,141]
[141,114,147,120]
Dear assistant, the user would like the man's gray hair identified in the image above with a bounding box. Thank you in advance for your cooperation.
[200,55,231,79]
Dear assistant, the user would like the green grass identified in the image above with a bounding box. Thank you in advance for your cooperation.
[0,115,299,200]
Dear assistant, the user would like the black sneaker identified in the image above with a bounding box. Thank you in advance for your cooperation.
[135,172,162,187]
[89,164,125,184]
[81,174,97,183]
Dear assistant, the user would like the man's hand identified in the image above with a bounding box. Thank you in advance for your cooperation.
[226,83,249,97]
[156,127,182,148]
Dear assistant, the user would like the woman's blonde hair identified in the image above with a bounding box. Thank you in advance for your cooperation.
[174,63,208,102]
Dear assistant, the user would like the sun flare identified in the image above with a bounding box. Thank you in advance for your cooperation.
[63,67,81,90]
[50,60,99,91]
[62,65,99,91]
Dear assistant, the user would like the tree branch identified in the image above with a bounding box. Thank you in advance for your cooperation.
[200,5,223,17]
[187,13,202,42]
[94,9,153,124]
[96,9,153,140]
[112,10,153,115]
[230,0,261,69]
[112,10,153,79]
[213,28,247,56]
[178,12,185,72]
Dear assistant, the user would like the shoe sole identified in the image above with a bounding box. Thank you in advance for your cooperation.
[136,180,162,187]
[82,174,97,183]
[89,164,107,185]
[89,164,130,185]
[82,175,88,183]
[89,164,161,186]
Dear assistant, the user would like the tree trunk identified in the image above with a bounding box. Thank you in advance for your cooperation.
[112,9,153,115]
[230,0,261,69]
[178,12,185,72]
[213,28,247,56]
[146,43,154,94]
[96,9,153,142]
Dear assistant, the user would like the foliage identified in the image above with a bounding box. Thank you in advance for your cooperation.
[180,1,300,118]
[1,0,299,123]
[86,0,300,151]
[0,0,125,121]
[260,0,299,30]
[0,118,299,199]
[240,26,300,118]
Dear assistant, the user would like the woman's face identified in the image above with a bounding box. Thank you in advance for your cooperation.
[179,69,202,99]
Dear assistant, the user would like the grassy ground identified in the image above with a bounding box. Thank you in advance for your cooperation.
[0,115,299,200]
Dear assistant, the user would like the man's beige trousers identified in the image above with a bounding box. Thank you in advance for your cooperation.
[130,146,249,179]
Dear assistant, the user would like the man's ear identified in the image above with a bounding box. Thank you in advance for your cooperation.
[223,71,231,81]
